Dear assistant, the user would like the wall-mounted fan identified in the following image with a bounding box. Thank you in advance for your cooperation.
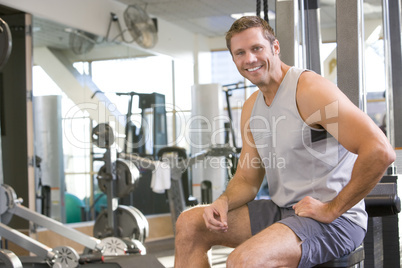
[68,29,97,55]
[123,5,158,49]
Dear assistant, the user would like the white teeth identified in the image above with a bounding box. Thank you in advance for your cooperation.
[247,66,261,72]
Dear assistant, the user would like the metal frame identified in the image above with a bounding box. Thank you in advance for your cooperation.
[336,0,366,110]
[385,0,402,148]
[276,0,302,67]
[303,0,322,74]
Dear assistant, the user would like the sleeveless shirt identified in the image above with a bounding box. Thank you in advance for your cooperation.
[249,67,367,230]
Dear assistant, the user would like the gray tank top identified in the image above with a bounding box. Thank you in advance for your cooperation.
[250,67,367,230]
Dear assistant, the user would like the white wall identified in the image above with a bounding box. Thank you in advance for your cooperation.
[1,0,218,63]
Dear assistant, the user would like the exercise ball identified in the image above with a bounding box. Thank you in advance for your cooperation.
[93,193,107,214]
[65,192,84,223]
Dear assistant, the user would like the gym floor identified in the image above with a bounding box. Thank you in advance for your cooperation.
[145,237,234,268]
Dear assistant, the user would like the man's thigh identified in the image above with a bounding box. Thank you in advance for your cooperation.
[280,215,365,267]
[227,222,302,268]
[247,199,366,267]
[180,203,253,248]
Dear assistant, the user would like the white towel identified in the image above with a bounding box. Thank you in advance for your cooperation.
[150,160,171,194]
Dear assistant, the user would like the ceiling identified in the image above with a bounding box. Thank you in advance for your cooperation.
[4,0,384,54]
[114,0,275,37]
[112,0,382,36]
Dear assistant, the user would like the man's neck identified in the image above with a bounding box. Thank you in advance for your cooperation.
[259,62,291,106]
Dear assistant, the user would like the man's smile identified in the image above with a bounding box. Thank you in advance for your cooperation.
[246,65,263,72]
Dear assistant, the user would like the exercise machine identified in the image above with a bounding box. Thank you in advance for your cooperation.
[120,143,237,230]
[0,184,141,267]
[91,123,149,250]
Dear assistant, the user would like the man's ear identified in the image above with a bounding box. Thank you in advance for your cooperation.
[273,39,280,55]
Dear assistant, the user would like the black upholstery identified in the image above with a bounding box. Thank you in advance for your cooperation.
[314,180,400,267]
[314,244,364,268]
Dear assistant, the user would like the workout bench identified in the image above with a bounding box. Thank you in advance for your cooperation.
[315,175,400,268]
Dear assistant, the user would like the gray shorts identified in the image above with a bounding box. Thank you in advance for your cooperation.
[248,199,366,267]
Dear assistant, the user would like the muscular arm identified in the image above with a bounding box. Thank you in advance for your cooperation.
[203,91,266,231]
[293,72,396,223]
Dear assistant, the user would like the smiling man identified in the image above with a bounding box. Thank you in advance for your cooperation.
[174,16,395,267]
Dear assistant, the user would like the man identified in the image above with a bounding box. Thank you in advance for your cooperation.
[174,16,395,267]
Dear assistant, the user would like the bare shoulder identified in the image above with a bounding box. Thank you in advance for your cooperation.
[296,71,351,121]
[242,90,260,117]
[297,71,338,98]
[297,71,358,107]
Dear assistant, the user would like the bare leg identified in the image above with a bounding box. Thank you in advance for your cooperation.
[174,204,252,268]
[226,222,302,268]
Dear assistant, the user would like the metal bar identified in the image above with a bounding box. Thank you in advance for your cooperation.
[383,0,394,148]
[104,148,118,236]
[119,153,156,170]
[0,222,55,261]
[386,0,402,148]
[336,0,365,110]
[303,0,322,74]
[184,150,209,168]
[12,205,102,250]
[120,150,210,175]
[224,91,237,148]
[276,0,301,67]
[382,2,401,267]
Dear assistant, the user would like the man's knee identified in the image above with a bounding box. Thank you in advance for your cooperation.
[226,248,245,268]
[175,206,205,239]
[226,247,260,268]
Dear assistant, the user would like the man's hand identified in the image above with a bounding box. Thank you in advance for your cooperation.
[203,198,229,233]
[292,196,339,224]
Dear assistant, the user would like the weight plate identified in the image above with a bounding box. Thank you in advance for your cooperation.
[97,159,140,198]
[0,185,17,224]
[93,205,146,243]
[0,211,14,225]
[100,237,127,256]
[0,249,22,268]
[126,205,149,241]
[53,246,79,268]
[115,159,140,198]
[92,123,115,148]
[122,238,147,255]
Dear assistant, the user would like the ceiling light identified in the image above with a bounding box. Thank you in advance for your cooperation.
[231,11,275,21]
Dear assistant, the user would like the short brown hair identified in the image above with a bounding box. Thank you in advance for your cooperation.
[226,16,276,54]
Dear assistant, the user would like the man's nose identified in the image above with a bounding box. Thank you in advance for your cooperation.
[245,52,257,64]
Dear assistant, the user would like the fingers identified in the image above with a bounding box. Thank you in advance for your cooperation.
[292,196,317,219]
[203,206,228,233]
[292,196,335,224]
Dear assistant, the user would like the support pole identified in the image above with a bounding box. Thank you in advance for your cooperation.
[303,0,322,74]
[386,0,402,149]
[382,2,401,266]
[276,0,302,67]
[336,0,366,110]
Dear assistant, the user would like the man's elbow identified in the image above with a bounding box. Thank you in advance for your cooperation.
[386,147,396,167]
[377,141,396,168]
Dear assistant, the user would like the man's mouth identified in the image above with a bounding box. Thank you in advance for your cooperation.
[247,66,262,72]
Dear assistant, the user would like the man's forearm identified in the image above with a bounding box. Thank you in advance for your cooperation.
[219,175,261,211]
[328,145,395,218]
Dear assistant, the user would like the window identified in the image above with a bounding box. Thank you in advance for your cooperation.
[33,55,194,220]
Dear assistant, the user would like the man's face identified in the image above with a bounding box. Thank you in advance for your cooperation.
[230,27,278,87]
